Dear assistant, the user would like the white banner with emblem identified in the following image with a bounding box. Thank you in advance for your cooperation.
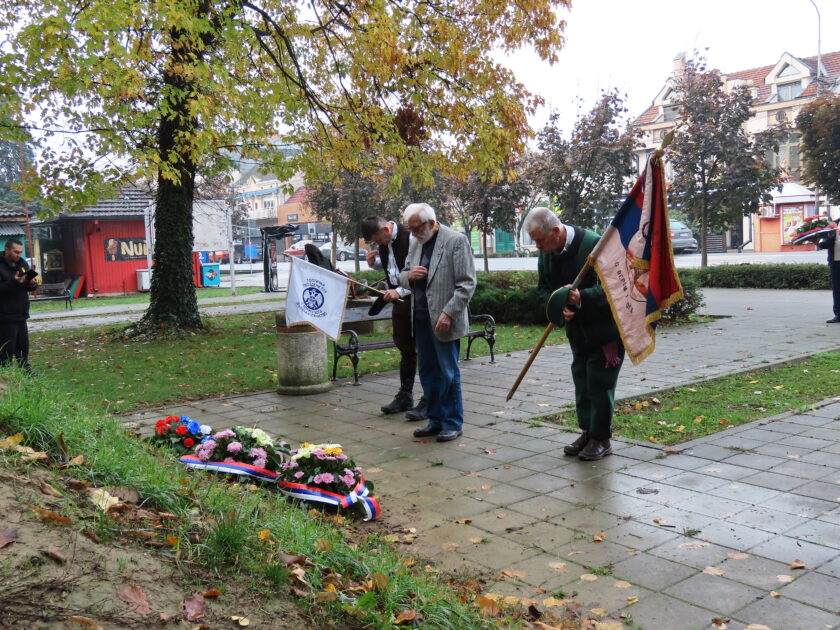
[285,256,349,340]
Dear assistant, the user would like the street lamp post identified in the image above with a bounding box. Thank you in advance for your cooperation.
[808,0,823,215]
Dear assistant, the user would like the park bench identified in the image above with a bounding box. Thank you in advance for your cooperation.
[332,302,496,385]
[30,282,73,310]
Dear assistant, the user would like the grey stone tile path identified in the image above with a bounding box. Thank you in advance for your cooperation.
[125,289,840,630]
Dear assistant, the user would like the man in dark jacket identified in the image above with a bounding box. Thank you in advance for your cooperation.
[361,216,426,419]
[818,222,840,323]
[0,239,39,370]
[524,207,624,461]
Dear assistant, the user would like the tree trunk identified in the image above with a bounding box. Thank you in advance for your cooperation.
[700,164,709,269]
[481,230,489,272]
[143,169,201,329]
[137,20,205,331]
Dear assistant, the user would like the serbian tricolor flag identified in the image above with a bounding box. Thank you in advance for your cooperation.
[590,154,683,365]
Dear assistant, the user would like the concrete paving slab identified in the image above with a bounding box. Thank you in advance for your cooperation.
[114,288,840,628]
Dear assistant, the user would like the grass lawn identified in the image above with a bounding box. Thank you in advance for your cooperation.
[545,351,840,445]
[0,374,520,630]
[29,286,265,313]
[29,313,565,414]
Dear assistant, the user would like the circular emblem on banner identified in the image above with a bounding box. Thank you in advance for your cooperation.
[302,287,324,310]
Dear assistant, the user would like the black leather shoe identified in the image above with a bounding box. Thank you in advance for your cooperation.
[578,438,612,461]
[413,424,441,438]
[382,391,413,414]
[827,317,840,324]
[563,431,590,456]
[405,396,428,421]
[436,429,462,442]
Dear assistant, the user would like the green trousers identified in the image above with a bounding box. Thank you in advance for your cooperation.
[570,344,624,440]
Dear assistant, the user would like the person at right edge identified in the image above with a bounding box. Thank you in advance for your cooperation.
[524,207,624,461]
[818,219,840,324]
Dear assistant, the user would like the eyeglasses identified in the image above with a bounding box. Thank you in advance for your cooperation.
[406,221,428,234]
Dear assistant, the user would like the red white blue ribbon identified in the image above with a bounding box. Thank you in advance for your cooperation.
[179,455,279,482]
[277,476,381,521]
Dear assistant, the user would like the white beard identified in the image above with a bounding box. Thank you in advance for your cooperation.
[413,225,433,244]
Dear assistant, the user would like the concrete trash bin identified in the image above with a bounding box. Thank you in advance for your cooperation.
[275,309,332,395]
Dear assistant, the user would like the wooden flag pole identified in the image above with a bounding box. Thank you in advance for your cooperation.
[506,257,595,402]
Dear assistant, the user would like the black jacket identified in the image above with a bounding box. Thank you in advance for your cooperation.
[818,224,839,263]
[378,223,411,289]
[0,256,35,322]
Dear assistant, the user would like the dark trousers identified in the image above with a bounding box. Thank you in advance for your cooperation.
[391,298,417,394]
[414,315,463,432]
[0,320,30,369]
[570,343,624,440]
[831,261,840,318]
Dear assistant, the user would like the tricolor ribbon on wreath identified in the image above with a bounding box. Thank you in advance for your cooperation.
[277,477,381,522]
[179,454,279,482]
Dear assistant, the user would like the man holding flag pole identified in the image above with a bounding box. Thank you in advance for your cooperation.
[513,137,682,461]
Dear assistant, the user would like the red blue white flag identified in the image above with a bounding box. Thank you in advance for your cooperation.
[590,154,683,365]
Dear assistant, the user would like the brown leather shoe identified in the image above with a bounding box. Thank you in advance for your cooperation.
[563,431,590,456]
[578,438,612,461]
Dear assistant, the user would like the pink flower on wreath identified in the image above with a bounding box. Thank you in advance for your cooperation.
[293,471,305,479]
[281,461,298,470]
[213,429,235,439]
[340,473,356,487]
[313,473,334,485]
[223,457,236,463]
[335,453,348,461]
[227,441,243,454]
[195,439,217,462]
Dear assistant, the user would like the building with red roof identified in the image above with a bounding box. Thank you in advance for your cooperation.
[632,50,840,252]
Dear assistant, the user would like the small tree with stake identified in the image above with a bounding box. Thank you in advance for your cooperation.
[668,57,785,267]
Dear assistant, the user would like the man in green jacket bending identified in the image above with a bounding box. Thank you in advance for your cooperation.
[523,207,624,461]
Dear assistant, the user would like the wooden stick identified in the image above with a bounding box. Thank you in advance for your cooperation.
[506,322,555,401]
[505,252,601,402]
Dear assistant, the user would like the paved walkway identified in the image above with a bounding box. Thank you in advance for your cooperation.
[28,290,283,332]
[120,288,840,630]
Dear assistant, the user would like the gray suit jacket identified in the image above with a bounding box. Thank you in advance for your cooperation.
[399,223,476,342]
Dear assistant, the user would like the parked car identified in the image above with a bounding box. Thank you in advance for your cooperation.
[670,220,698,253]
[283,239,316,258]
[319,241,368,261]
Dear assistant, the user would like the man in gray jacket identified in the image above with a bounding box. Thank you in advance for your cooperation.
[399,203,476,442]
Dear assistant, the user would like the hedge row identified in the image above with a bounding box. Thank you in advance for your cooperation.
[351,269,704,324]
[678,263,830,290]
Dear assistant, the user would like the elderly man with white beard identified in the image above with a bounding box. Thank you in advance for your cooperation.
[398,203,476,442]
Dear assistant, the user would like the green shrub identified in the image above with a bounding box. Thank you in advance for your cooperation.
[352,269,707,324]
[663,275,705,321]
[678,263,829,290]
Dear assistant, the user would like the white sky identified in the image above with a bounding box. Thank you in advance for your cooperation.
[502,0,840,135]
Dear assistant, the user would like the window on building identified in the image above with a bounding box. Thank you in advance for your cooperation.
[777,82,802,102]
[287,214,298,222]
[662,105,681,122]
[766,133,800,173]
[778,64,799,78]
[263,199,274,210]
